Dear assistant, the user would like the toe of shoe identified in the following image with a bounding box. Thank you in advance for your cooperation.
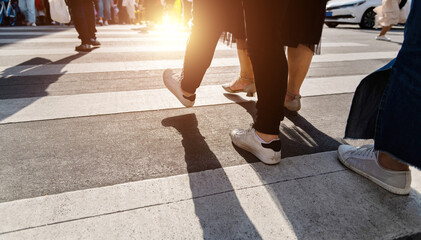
[163,69,174,78]
[338,145,355,159]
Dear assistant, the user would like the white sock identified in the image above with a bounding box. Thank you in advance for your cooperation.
[254,131,278,144]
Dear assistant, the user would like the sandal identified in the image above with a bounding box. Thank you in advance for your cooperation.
[222,76,256,97]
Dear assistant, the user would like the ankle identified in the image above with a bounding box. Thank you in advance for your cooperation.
[378,152,409,171]
[181,88,194,97]
[238,74,254,83]
[285,91,300,102]
[255,130,279,143]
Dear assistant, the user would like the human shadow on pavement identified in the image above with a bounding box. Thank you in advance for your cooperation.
[162,113,262,239]
[225,94,421,239]
[224,93,345,160]
[0,53,88,122]
[0,27,71,48]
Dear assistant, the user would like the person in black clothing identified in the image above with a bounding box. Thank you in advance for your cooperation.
[67,0,101,51]
[164,0,327,164]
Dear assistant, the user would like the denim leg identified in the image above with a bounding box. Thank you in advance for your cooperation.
[98,0,105,18]
[375,0,421,167]
[103,0,111,20]
[26,0,36,23]
[243,0,289,135]
[18,0,29,22]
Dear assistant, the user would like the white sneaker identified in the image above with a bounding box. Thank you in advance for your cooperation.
[376,35,391,41]
[337,145,411,195]
[230,128,281,165]
[163,69,195,107]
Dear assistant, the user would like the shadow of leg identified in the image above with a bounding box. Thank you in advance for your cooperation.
[162,113,262,239]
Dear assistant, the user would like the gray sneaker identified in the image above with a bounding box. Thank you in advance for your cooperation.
[230,128,281,165]
[163,69,195,107]
[337,145,411,195]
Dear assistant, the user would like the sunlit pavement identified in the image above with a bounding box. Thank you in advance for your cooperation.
[0,24,420,239]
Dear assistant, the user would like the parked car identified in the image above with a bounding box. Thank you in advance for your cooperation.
[325,0,412,29]
[325,0,382,29]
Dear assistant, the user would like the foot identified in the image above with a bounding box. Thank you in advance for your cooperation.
[98,19,103,26]
[222,77,256,96]
[376,35,391,41]
[163,69,195,107]
[230,128,281,165]
[284,92,301,112]
[104,20,109,26]
[337,145,411,195]
[75,44,92,52]
[90,38,101,46]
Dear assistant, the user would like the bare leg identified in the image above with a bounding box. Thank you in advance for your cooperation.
[222,39,255,94]
[236,39,254,79]
[285,44,313,102]
[378,152,410,171]
[379,25,393,36]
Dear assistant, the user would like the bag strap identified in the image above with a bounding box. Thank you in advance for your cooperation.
[399,0,407,9]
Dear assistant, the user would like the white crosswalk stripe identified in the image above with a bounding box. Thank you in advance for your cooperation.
[1,25,419,240]
[0,52,396,77]
[0,26,397,122]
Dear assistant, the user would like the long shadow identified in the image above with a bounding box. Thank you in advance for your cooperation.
[162,113,262,239]
[0,26,71,47]
[226,94,421,239]
[0,53,88,122]
[224,93,345,159]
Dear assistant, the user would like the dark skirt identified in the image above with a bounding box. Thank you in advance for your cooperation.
[224,0,327,48]
[280,0,327,47]
[224,0,246,39]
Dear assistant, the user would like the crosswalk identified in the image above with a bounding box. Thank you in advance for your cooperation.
[1,24,420,239]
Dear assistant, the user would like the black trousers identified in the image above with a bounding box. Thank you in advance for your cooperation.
[68,0,97,44]
[180,0,231,93]
[243,0,288,135]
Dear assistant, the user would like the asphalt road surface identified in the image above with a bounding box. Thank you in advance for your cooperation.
[1,24,420,239]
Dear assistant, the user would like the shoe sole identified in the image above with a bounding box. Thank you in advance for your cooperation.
[233,137,280,165]
[163,71,194,108]
[221,85,256,97]
[337,150,410,195]
[75,49,92,52]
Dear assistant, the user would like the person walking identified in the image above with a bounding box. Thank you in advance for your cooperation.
[98,0,112,25]
[162,0,245,107]
[19,0,37,26]
[375,0,409,41]
[338,0,420,195]
[229,0,327,164]
[67,0,101,51]
[222,0,327,113]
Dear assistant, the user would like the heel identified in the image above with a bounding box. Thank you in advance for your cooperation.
[284,92,301,112]
[245,84,256,97]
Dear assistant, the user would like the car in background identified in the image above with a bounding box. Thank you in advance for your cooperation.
[325,0,382,29]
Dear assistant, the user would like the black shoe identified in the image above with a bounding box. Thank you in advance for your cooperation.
[90,38,101,46]
[75,44,92,52]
